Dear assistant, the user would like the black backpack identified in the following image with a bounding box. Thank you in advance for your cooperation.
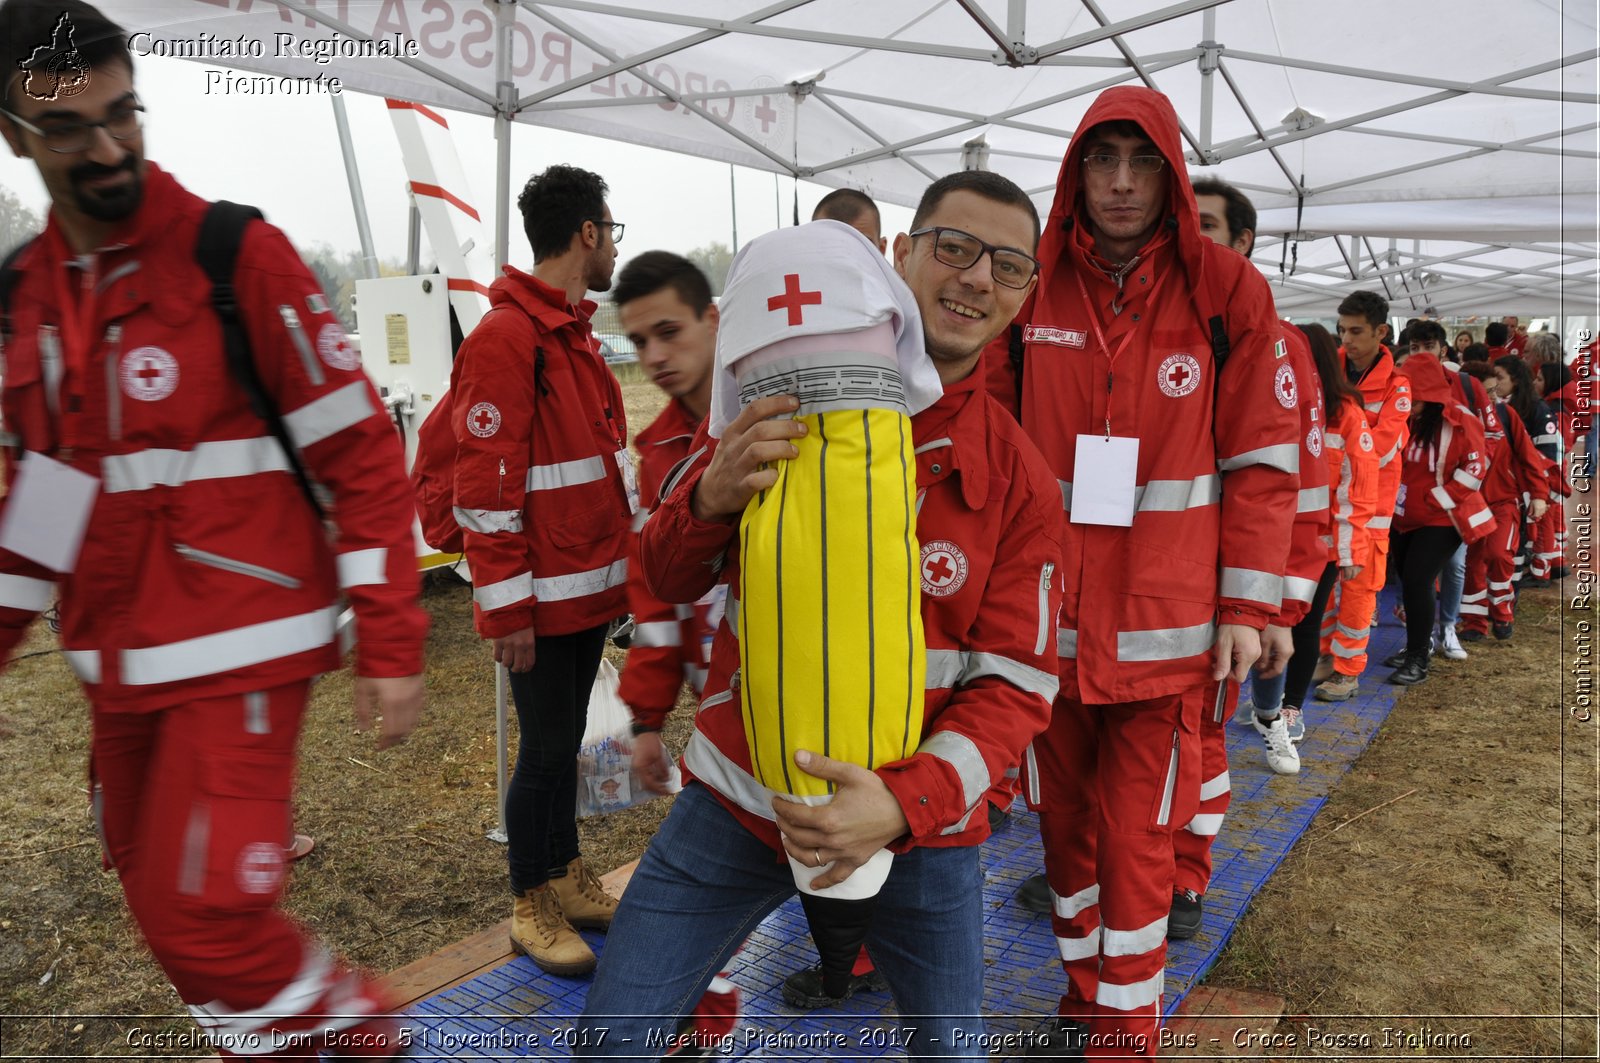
[0,201,322,515]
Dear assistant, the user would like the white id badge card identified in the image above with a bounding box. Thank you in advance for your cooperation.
[1070,434,1139,527]
[615,449,641,514]
[0,453,99,572]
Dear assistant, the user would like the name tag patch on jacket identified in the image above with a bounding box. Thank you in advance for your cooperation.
[1024,325,1086,349]
[120,346,180,402]
[920,539,969,597]
[1157,353,1202,398]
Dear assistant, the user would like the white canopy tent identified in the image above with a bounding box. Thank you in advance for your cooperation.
[104,0,1598,318]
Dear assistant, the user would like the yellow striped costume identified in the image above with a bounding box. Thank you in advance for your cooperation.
[737,407,925,799]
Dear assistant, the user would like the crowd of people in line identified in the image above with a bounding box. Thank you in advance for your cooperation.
[0,1,1589,1060]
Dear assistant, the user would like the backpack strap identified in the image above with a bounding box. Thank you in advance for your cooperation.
[1458,368,1480,416]
[0,237,37,345]
[1008,323,1025,408]
[196,200,324,517]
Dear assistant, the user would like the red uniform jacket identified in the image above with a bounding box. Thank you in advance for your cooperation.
[1480,400,1551,507]
[1394,357,1493,540]
[639,372,1065,851]
[1323,396,1380,568]
[0,165,425,709]
[618,397,718,717]
[987,86,1300,704]
[1338,345,1411,539]
[450,269,631,638]
[1276,323,1330,627]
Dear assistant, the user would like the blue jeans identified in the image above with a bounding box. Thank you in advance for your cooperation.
[575,782,987,1060]
[1437,542,1467,628]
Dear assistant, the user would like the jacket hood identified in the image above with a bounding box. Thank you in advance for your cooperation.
[488,265,593,325]
[1035,86,1204,286]
[1401,351,1455,406]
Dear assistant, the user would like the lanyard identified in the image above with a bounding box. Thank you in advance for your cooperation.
[1073,269,1164,439]
[43,227,100,453]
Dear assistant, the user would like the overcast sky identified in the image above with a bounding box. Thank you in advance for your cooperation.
[0,52,917,271]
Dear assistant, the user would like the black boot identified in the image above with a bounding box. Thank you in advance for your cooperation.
[1385,653,1430,685]
[1015,873,1053,914]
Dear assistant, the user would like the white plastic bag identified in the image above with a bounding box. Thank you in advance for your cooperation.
[575,659,681,817]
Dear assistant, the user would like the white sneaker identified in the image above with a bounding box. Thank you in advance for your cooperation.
[1439,625,1468,660]
[1252,714,1301,775]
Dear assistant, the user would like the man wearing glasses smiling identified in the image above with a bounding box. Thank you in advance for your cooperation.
[0,0,427,1059]
[989,87,1301,1059]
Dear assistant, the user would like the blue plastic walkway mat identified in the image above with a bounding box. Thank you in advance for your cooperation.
[405,600,1409,1060]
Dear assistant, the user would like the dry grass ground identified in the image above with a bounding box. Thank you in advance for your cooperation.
[2,377,1594,1058]
[1207,585,1598,1059]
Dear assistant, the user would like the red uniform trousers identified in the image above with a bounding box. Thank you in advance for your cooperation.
[1035,686,1204,1058]
[1533,499,1565,577]
[92,682,395,1059]
[1461,501,1521,632]
[1321,533,1388,676]
[1172,681,1237,897]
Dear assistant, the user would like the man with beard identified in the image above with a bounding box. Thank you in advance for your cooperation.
[447,163,635,977]
[0,1,426,1058]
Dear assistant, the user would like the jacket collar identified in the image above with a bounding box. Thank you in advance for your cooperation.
[636,396,703,449]
[912,368,989,510]
[489,265,596,328]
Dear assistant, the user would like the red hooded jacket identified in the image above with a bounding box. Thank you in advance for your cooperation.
[987,86,1300,704]
[0,166,425,709]
[450,269,631,638]
[1394,355,1494,543]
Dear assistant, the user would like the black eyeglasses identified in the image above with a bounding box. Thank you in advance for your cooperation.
[1,102,144,154]
[909,227,1039,289]
[1082,153,1166,175]
[594,219,625,245]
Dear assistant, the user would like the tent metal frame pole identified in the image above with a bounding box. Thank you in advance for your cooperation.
[811,92,940,183]
[1031,0,1234,61]
[1007,0,1026,44]
[1215,61,1302,192]
[329,93,381,281]
[494,0,516,271]
[1223,48,1599,105]
[955,0,1027,66]
[1313,121,1599,197]
[1080,0,1207,159]
[1197,7,1217,156]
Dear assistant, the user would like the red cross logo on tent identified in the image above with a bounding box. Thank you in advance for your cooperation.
[767,273,823,326]
[920,539,969,598]
[754,95,777,133]
[466,401,502,439]
[118,346,179,401]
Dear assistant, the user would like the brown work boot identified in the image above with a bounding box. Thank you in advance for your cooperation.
[548,856,619,930]
[1314,671,1359,702]
[1311,654,1335,683]
[510,885,596,976]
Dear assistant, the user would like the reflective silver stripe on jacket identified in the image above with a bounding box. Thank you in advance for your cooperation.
[102,436,292,493]
[474,572,534,611]
[1058,627,1079,659]
[919,730,990,818]
[1097,970,1163,1012]
[0,573,53,612]
[1335,453,1356,563]
[632,620,682,648]
[336,548,387,589]
[1054,882,1099,919]
[284,381,377,449]
[1367,514,1392,530]
[532,559,628,603]
[683,730,780,821]
[1325,432,1345,448]
[1377,438,1402,468]
[926,648,1058,701]
[1218,443,1299,475]
[95,605,342,686]
[1468,507,1494,528]
[1453,468,1483,490]
[1282,574,1318,605]
[1220,567,1281,608]
[453,507,524,534]
[1297,484,1329,513]
[1429,485,1456,511]
[1365,400,1384,413]
[526,456,608,492]
[1057,474,1219,513]
[1118,622,1214,662]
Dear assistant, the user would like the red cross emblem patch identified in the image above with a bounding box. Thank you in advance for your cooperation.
[1157,353,1202,398]
[466,401,502,438]
[920,539,969,598]
[235,841,285,896]
[119,346,179,402]
[317,323,361,371]
[1307,424,1323,458]
[1274,362,1298,408]
[767,273,823,326]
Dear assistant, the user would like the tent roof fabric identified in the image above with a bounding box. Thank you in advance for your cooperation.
[111,0,1599,313]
